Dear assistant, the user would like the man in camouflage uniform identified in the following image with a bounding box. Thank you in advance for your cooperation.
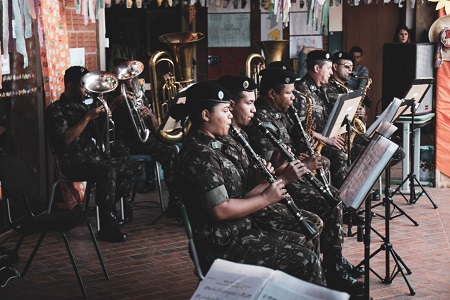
[294,50,349,188]
[218,74,323,256]
[323,51,369,163]
[45,66,142,243]
[175,80,325,285]
[244,66,364,296]
[108,59,180,220]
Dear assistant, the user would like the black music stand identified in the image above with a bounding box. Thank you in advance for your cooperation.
[357,162,415,296]
[390,98,438,208]
[340,134,405,299]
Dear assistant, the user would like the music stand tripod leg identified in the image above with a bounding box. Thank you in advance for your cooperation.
[410,174,438,208]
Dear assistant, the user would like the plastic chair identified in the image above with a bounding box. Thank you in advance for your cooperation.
[178,201,205,281]
[129,154,164,211]
[0,154,109,298]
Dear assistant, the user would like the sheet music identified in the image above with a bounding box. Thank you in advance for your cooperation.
[339,135,399,210]
[191,259,349,300]
[322,90,362,138]
[366,97,403,138]
[376,121,398,139]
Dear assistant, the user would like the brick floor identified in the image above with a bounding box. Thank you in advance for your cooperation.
[1,168,449,300]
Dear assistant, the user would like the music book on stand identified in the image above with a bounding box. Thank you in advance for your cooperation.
[191,259,350,300]
[322,89,363,138]
[339,129,399,210]
[366,97,403,138]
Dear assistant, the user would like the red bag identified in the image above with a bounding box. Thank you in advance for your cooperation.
[57,181,86,210]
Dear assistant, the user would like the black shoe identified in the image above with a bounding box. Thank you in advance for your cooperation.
[97,228,128,243]
[342,256,365,278]
[324,252,365,297]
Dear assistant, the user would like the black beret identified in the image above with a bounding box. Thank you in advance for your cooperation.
[186,80,232,105]
[170,81,232,121]
[259,67,297,91]
[333,51,352,62]
[64,66,90,84]
[265,61,296,73]
[306,50,332,61]
[218,75,257,92]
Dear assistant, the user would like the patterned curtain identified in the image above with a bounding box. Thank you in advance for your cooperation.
[36,0,70,105]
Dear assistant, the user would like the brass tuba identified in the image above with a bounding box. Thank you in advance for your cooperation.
[81,71,118,158]
[245,40,289,89]
[149,32,204,143]
[113,60,150,143]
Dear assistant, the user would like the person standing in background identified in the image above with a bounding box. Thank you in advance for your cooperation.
[394,26,411,43]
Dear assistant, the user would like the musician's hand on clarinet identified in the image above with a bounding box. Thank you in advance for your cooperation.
[262,179,289,204]
[278,160,309,184]
[301,155,323,171]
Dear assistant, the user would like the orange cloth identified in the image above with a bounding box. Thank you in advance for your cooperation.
[436,10,450,177]
[36,0,70,106]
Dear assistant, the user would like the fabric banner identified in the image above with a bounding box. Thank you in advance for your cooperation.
[435,9,450,177]
[36,0,70,105]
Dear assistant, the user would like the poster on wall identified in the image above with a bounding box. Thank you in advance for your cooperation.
[289,36,323,59]
[208,14,250,47]
[260,13,284,41]
[208,0,251,13]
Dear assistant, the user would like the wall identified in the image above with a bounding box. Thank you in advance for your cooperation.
[64,0,98,71]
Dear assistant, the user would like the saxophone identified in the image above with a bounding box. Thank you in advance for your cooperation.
[290,91,329,187]
[332,76,372,154]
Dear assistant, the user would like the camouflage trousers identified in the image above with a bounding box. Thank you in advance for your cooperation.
[252,203,323,257]
[320,145,348,189]
[62,156,142,212]
[201,227,326,286]
[286,180,345,254]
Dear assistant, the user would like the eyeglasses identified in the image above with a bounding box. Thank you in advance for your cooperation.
[337,63,353,69]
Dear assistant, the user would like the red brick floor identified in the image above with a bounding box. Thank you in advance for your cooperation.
[0,168,449,299]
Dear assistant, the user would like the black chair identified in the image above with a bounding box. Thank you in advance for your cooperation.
[0,154,109,298]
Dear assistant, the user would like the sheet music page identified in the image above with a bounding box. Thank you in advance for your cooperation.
[339,135,399,210]
[162,95,187,132]
[191,259,271,300]
[257,270,349,300]
[376,121,398,139]
[322,93,362,138]
[366,98,403,138]
[191,259,349,300]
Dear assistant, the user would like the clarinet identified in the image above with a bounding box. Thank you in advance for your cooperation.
[289,105,331,189]
[229,125,318,241]
[252,119,341,209]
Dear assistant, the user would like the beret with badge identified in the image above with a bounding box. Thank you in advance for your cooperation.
[170,80,232,120]
[306,50,332,61]
[265,61,296,73]
[218,75,257,92]
[260,66,297,89]
[332,51,352,62]
[64,66,90,84]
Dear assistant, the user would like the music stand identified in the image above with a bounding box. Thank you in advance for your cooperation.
[340,134,416,297]
[390,80,438,208]
[323,90,363,166]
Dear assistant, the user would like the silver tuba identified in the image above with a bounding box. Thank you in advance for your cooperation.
[113,60,151,143]
[81,71,118,158]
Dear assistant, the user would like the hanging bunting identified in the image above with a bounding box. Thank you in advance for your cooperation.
[12,0,28,68]
[2,0,8,61]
